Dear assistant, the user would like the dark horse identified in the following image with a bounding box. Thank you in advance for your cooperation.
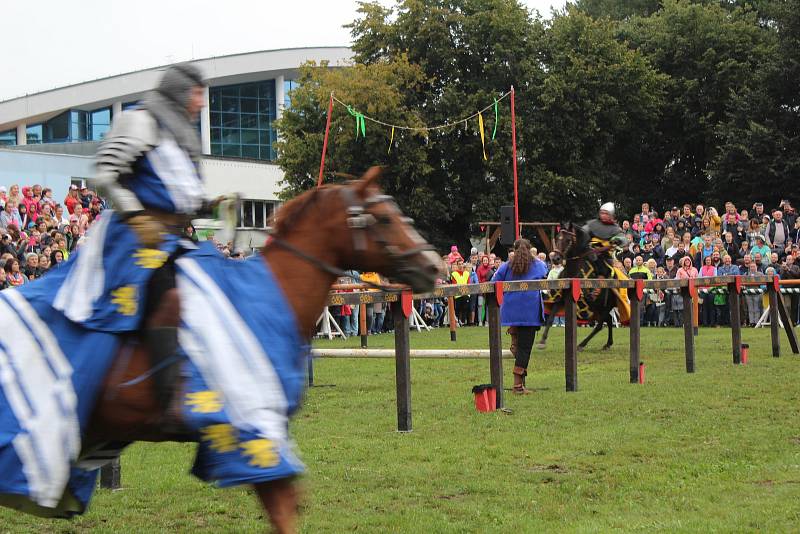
[8,168,439,533]
[536,222,622,352]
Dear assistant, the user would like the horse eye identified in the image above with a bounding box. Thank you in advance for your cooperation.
[378,215,391,224]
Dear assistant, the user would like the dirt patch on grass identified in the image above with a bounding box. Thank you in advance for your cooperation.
[528,463,569,474]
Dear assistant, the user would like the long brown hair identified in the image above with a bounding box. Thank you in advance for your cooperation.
[510,238,534,276]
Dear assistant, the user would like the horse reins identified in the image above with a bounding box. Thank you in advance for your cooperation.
[267,185,435,292]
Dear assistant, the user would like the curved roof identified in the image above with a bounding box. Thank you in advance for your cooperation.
[0,46,352,131]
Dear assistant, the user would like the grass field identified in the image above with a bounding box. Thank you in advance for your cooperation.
[2,326,800,532]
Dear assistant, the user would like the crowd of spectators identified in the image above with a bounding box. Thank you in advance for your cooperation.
[609,201,800,328]
[331,199,800,336]
[0,183,106,289]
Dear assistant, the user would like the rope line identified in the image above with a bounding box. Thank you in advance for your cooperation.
[330,90,512,133]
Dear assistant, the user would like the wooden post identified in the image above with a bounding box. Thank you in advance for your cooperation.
[100,458,121,490]
[768,277,781,357]
[564,280,579,392]
[629,281,642,383]
[307,354,314,387]
[692,291,699,336]
[728,279,742,365]
[775,292,800,354]
[392,300,412,431]
[487,290,504,409]
[359,303,368,348]
[682,285,696,373]
[448,296,457,342]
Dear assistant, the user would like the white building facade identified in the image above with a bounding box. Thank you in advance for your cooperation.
[0,47,351,242]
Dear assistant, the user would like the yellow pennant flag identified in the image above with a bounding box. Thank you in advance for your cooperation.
[478,112,487,160]
[387,126,395,154]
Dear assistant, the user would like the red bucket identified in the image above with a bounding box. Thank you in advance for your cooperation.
[638,362,646,384]
[741,344,749,365]
[472,384,497,412]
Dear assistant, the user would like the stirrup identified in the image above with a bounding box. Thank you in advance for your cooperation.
[512,384,532,395]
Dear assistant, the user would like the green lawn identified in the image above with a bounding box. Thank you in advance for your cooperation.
[2,326,800,532]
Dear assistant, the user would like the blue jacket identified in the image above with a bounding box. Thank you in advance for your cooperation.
[491,259,548,326]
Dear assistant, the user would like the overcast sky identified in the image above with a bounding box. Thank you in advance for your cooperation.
[0,0,565,102]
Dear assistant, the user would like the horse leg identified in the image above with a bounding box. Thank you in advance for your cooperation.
[578,320,604,351]
[537,302,559,349]
[255,478,300,534]
[602,313,614,351]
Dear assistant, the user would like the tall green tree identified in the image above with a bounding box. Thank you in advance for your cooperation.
[710,0,799,208]
[531,8,667,220]
[621,0,775,207]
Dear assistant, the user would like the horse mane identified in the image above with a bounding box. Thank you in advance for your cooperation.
[270,185,333,236]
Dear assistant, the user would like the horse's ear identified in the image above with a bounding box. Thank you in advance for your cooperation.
[355,166,383,195]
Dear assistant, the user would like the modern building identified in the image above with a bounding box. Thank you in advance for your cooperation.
[0,46,351,244]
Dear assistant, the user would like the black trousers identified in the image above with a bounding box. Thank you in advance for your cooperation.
[514,326,538,370]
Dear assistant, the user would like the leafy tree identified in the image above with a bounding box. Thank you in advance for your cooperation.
[621,0,775,208]
[710,0,800,208]
[531,8,667,220]
[572,0,661,20]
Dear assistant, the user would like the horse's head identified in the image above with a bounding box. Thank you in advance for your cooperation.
[551,222,587,263]
[272,167,439,293]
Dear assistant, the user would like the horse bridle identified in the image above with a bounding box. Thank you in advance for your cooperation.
[552,227,612,262]
[267,185,435,291]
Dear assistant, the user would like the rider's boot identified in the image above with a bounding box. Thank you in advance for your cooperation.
[508,326,518,358]
[512,366,531,395]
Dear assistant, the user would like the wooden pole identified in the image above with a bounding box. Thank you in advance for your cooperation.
[564,281,578,392]
[629,282,642,383]
[448,296,457,342]
[316,92,334,187]
[359,303,368,348]
[728,280,742,365]
[392,300,412,432]
[307,354,314,387]
[775,293,799,354]
[692,291,699,336]
[768,277,781,357]
[510,86,520,240]
[682,285,696,373]
[487,293,504,408]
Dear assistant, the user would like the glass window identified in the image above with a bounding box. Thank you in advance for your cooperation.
[254,200,265,228]
[45,111,70,142]
[122,101,140,110]
[241,145,259,159]
[0,129,16,146]
[242,200,253,227]
[70,110,89,141]
[90,108,111,141]
[237,200,274,229]
[209,80,277,161]
[26,124,42,144]
[283,79,298,110]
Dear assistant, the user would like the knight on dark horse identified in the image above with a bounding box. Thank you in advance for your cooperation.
[537,202,630,351]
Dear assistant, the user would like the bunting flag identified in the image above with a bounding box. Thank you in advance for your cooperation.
[331,90,511,160]
[347,105,366,138]
[492,98,499,140]
[478,111,488,160]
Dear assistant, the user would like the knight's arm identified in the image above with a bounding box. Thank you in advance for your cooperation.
[610,230,629,248]
[91,110,159,215]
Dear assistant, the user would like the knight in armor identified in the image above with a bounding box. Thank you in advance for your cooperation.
[582,202,628,264]
[27,63,215,403]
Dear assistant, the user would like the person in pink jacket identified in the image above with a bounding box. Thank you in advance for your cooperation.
[676,256,698,279]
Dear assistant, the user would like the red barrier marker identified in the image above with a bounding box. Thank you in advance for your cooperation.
[472,384,497,412]
[741,344,749,365]
[638,362,646,384]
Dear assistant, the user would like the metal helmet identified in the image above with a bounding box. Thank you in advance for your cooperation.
[599,202,615,217]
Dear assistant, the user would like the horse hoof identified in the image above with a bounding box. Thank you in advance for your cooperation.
[535,344,546,350]
[577,345,586,353]
[602,345,612,351]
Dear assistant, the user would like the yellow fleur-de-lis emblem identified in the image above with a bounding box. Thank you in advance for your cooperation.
[201,424,238,453]
[360,294,373,304]
[520,282,529,290]
[185,391,223,413]
[330,295,344,305]
[133,249,169,269]
[240,439,278,468]
[110,285,137,316]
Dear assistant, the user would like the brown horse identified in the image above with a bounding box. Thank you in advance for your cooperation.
[83,167,439,533]
[537,223,620,352]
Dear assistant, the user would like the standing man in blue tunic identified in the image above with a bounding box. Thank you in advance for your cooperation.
[492,239,548,394]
